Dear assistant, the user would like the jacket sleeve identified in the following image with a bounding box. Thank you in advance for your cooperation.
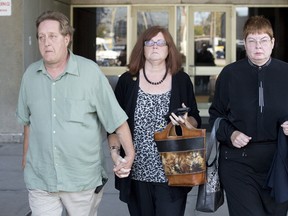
[185,75,202,128]
[114,73,128,109]
[209,67,236,147]
[171,71,201,128]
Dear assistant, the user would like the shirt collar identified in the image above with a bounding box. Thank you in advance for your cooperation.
[248,57,271,68]
[37,50,79,77]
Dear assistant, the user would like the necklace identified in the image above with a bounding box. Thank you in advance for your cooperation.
[143,66,168,85]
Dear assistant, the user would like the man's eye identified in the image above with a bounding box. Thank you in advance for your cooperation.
[49,35,57,40]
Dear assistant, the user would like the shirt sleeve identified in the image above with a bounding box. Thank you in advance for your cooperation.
[92,66,128,133]
[16,74,30,125]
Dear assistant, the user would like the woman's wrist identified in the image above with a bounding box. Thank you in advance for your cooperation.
[109,145,120,154]
[187,116,198,128]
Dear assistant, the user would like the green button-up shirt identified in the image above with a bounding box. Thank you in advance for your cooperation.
[16,52,127,192]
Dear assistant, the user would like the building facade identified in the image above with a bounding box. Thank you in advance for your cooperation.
[0,0,287,142]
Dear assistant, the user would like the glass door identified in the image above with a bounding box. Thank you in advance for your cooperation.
[131,6,175,52]
[188,6,232,117]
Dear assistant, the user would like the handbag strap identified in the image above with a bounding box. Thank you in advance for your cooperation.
[206,117,223,166]
[154,122,205,140]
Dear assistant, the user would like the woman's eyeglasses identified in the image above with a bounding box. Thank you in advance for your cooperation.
[246,38,272,47]
[144,39,167,47]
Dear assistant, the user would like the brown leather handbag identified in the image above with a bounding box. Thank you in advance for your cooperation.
[154,122,206,186]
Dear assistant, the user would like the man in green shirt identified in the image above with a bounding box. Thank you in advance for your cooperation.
[16,11,134,216]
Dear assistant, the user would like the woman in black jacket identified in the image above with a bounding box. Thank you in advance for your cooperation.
[108,26,201,216]
[209,15,288,216]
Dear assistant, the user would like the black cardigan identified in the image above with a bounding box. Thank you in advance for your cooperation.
[114,69,201,203]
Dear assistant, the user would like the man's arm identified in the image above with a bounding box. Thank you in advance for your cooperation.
[22,125,29,169]
[108,121,134,178]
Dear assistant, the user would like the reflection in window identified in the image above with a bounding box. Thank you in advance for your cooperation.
[137,11,169,37]
[193,11,226,106]
[236,7,248,61]
[194,11,226,67]
[95,7,127,66]
[176,6,187,65]
[195,75,217,104]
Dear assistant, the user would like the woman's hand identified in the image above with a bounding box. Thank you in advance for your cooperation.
[231,130,251,148]
[169,103,197,129]
[281,121,288,136]
[111,151,132,178]
[108,132,134,178]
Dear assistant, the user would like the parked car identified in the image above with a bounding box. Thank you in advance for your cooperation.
[96,37,120,66]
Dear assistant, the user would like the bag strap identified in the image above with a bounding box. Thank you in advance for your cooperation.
[155,122,204,140]
[206,117,223,166]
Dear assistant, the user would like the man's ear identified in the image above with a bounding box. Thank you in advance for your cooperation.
[65,35,70,46]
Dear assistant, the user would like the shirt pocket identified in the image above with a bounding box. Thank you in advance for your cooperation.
[65,98,94,124]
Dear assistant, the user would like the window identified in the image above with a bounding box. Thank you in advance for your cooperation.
[73,7,127,67]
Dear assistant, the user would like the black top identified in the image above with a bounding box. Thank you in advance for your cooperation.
[209,58,288,147]
[114,69,201,202]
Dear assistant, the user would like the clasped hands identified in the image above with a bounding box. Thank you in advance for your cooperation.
[111,151,133,178]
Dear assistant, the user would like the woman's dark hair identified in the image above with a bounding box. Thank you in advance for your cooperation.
[128,26,182,75]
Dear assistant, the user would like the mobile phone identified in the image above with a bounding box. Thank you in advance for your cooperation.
[164,107,191,119]
[95,177,108,194]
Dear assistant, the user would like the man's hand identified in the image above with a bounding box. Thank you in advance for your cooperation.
[108,122,135,178]
[111,151,132,178]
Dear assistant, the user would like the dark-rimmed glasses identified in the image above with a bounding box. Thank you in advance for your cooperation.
[144,39,167,47]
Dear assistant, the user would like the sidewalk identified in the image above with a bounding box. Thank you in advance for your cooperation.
[0,143,30,216]
[0,142,229,216]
